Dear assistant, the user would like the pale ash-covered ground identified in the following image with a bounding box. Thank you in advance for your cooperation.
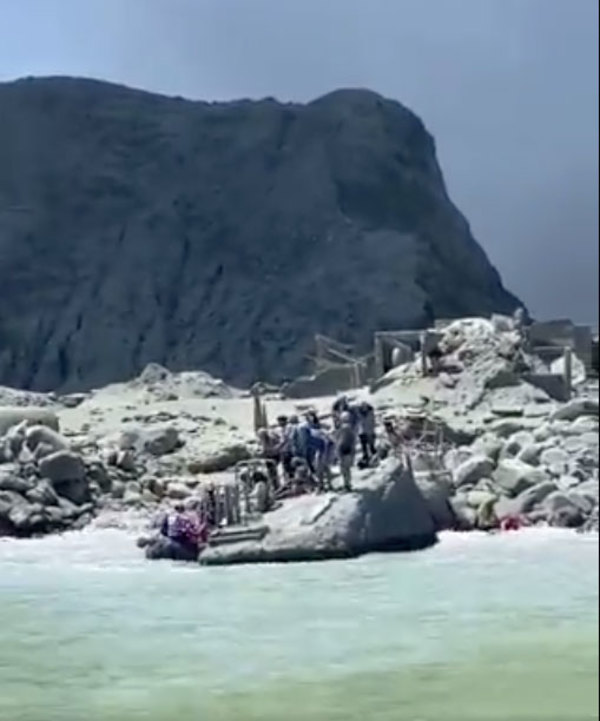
[0,318,598,540]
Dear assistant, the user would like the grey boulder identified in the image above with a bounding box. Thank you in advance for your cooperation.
[0,465,34,494]
[540,447,571,478]
[501,431,535,459]
[469,434,504,463]
[143,426,181,456]
[551,399,599,422]
[0,408,60,436]
[448,494,478,531]
[26,479,60,506]
[39,451,91,505]
[39,450,86,483]
[7,501,46,535]
[492,459,548,497]
[517,443,545,466]
[541,492,586,528]
[25,425,68,454]
[494,481,557,518]
[453,455,495,488]
[188,444,252,474]
[413,471,456,531]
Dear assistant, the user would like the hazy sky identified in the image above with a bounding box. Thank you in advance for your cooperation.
[1,0,598,324]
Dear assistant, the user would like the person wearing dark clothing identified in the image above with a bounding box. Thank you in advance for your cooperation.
[427,345,443,376]
[335,412,356,491]
[356,401,376,467]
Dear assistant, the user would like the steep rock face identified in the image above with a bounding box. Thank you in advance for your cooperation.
[0,77,521,391]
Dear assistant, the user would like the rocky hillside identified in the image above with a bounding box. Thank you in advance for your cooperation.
[0,76,521,392]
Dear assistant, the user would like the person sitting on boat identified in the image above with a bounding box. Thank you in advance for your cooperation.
[157,503,205,556]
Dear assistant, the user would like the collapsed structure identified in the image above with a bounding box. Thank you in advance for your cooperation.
[282,316,597,400]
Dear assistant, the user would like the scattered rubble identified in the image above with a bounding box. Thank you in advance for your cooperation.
[371,317,598,533]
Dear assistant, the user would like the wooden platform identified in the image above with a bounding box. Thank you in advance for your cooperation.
[208,525,269,547]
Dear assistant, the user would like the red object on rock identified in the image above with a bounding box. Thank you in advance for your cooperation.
[500,515,522,531]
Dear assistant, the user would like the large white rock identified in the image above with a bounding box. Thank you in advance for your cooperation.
[0,408,59,436]
[502,431,535,457]
[533,424,553,442]
[24,425,68,454]
[443,447,473,472]
[143,426,181,456]
[492,459,548,496]
[199,459,437,565]
[551,398,599,422]
[540,447,570,475]
[576,478,599,502]
[166,482,191,500]
[466,488,498,509]
[494,480,557,518]
[469,434,503,462]
[453,455,495,488]
[517,443,545,466]
[541,491,586,527]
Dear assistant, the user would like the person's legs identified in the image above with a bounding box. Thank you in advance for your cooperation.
[368,433,376,458]
[359,433,369,463]
[282,453,293,480]
[340,453,353,491]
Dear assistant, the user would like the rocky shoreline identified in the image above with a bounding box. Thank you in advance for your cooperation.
[0,318,598,560]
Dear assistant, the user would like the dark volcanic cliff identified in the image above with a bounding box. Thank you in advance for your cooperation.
[0,77,521,391]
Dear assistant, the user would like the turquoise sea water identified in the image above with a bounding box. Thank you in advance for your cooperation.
[0,528,597,721]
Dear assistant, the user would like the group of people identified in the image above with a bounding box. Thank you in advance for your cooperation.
[256,396,381,495]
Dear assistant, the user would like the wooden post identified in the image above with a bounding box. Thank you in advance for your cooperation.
[374,334,384,379]
[420,331,429,376]
[252,391,262,432]
[223,485,233,526]
[563,346,572,398]
[352,361,361,388]
[231,484,241,525]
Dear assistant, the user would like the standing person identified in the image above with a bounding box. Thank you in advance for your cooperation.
[275,415,293,481]
[357,401,376,467]
[335,411,356,492]
[314,427,335,490]
[286,414,303,461]
[297,413,317,473]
